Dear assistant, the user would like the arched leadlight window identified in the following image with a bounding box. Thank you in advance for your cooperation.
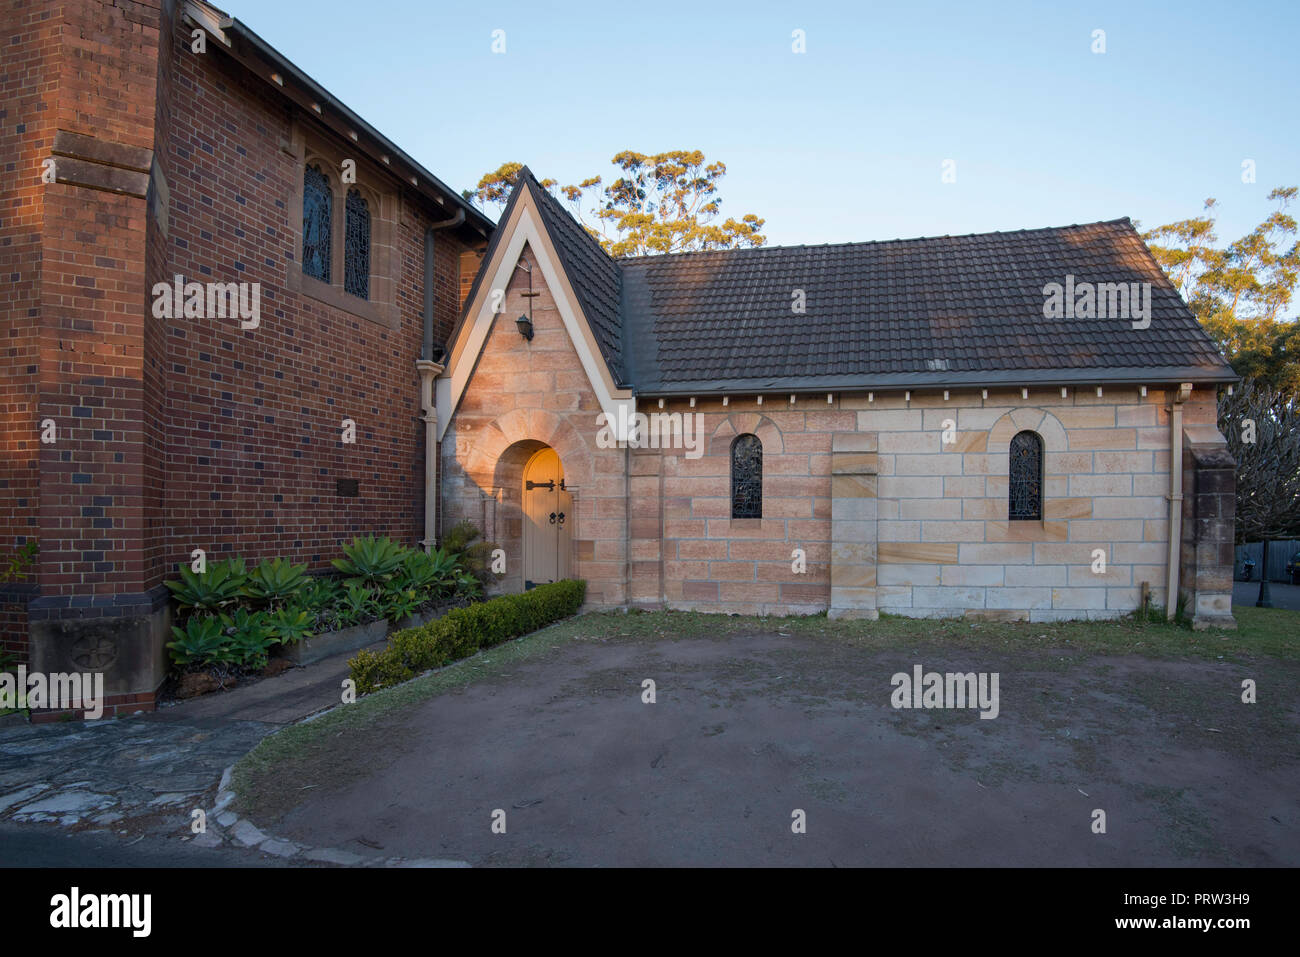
[302,164,332,282]
[1008,430,1044,521]
[731,433,763,519]
[344,188,371,299]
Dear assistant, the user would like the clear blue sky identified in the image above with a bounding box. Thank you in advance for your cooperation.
[227,0,1298,251]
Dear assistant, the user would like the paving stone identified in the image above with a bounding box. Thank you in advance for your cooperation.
[144,776,211,793]
[149,792,199,806]
[190,831,224,849]
[0,768,41,790]
[302,847,366,866]
[16,790,115,815]
[0,785,50,814]
[0,737,83,756]
[389,858,472,868]
[230,819,267,847]
[0,644,377,858]
[259,838,300,858]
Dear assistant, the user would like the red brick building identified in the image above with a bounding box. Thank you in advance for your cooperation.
[1,0,492,712]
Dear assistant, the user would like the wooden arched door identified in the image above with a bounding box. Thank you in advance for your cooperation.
[522,448,572,588]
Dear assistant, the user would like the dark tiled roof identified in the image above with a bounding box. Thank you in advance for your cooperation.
[489,173,1235,393]
[524,170,626,384]
[620,220,1235,393]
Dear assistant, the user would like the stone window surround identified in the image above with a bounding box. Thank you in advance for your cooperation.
[977,407,1073,543]
[286,123,399,329]
[708,413,785,529]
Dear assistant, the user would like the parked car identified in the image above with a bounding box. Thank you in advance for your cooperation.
[1286,551,1300,586]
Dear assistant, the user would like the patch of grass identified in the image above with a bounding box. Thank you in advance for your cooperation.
[1134,783,1224,861]
[541,604,1297,663]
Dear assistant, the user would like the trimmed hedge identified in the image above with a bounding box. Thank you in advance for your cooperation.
[348,579,586,694]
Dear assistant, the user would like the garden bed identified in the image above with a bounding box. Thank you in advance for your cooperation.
[161,527,496,702]
[273,594,474,666]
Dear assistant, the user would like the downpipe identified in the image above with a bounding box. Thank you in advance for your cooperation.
[1165,383,1192,620]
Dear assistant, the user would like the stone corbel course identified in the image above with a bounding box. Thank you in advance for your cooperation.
[50,130,154,198]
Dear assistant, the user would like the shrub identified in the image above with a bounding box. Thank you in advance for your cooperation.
[221,608,277,669]
[244,557,310,607]
[332,536,406,586]
[336,581,381,627]
[0,540,37,585]
[298,575,342,627]
[348,579,586,694]
[266,606,316,646]
[395,547,459,598]
[164,558,247,615]
[379,581,421,624]
[349,647,415,692]
[442,520,502,589]
[166,615,231,666]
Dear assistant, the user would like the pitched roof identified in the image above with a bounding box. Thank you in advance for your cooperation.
[486,175,1236,395]
[525,171,627,385]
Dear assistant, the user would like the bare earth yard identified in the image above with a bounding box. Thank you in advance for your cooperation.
[234,608,1300,867]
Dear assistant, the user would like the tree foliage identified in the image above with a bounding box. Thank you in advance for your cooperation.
[1143,188,1300,394]
[1217,378,1300,542]
[465,151,766,258]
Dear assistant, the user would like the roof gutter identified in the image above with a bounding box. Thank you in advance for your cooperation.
[631,366,1239,399]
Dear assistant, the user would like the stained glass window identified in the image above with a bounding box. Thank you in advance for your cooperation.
[1008,430,1043,521]
[731,433,763,519]
[302,165,331,283]
[344,188,370,299]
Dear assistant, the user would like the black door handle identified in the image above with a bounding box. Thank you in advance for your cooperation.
[549,512,557,524]
[557,512,565,525]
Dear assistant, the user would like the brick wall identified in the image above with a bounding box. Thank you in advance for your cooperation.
[1,0,486,674]
[157,27,475,573]
[0,0,58,658]
[33,0,164,606]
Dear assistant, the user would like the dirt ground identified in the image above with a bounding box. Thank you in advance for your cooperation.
[235,618,1300,867]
